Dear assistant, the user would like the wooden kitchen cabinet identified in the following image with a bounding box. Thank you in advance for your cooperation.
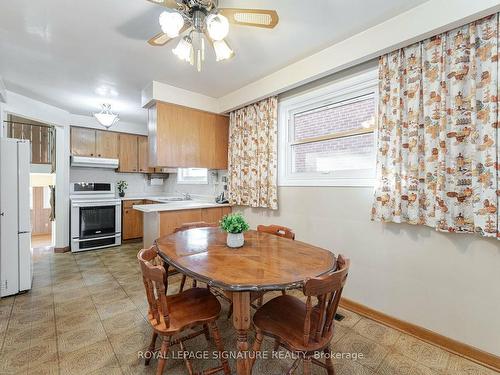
[71,127,96,156]
[71,127,118,159]
[159,206,232,236]
[122,200,144,240]
[159,209,202,236]
[201,207,221,223]
[148,101,229,169]
[211,115,229,169]
[71,126,152,174]
[95,131,119,158]
[118,134,139,172]
[201,206,232,223]
[118,134,150,173]
[137,135,150,173]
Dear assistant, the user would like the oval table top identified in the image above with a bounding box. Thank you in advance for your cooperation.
[155,228,336,292]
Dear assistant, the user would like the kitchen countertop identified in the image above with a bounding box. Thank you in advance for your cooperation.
[133,200,231,213]
[119,195,174,201]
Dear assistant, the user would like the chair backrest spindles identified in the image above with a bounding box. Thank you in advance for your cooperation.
[138,247,170,329]
[302,255,350,345]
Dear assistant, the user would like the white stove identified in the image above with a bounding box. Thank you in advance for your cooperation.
[70,183,121,252]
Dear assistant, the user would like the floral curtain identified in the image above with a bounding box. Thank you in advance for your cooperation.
[228,96,278,209]
[372,14,499,239]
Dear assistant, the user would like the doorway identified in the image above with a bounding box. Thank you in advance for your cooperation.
[4,114,57,250]
[30,174,55,248]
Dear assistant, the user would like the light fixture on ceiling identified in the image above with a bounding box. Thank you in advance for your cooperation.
[213,39,233,61]
[159,10,184,38]
[206,14,229,41]
[94,104,119,129]
[146,1,279,72]
[172,35,193,63]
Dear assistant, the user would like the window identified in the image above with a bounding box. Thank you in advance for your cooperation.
[177,168,209,184]
[279,70,377,186]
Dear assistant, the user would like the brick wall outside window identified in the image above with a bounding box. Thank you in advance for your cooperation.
[292,96,375,173]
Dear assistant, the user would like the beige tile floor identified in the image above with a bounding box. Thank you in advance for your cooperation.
[0,242,498,375]
[31,234,52,249]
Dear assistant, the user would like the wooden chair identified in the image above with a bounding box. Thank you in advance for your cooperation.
[173,222,218,292]
[251,255,350,374]
[138,246,230,375]
[255,224,296,305]
[257,224,296,240]
[224,225,297,320]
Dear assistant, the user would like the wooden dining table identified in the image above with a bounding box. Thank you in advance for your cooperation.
[155,227,336,375]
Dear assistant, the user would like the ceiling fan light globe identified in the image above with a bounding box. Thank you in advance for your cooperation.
[173,37,193,62]
[159,11,184,38]
[213,39,234,61]
[206,14,229,41]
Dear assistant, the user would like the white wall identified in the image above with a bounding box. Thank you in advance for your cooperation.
[240,189,500,356]
[142,81,219,114]
[69,114,147,135]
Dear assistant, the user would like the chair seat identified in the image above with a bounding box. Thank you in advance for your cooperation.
[149,287,221,334]
[253,295,332,352]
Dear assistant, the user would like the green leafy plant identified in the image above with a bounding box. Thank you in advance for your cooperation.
[117,180,128,194]
[219,213,249,234]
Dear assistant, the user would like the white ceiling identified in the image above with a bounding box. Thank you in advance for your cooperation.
[0,0,428,124]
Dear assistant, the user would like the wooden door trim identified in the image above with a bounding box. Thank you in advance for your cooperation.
[340,298,500,372]
[54,246,70,253]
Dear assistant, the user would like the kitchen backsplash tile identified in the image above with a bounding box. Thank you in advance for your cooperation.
[69,167,227,198]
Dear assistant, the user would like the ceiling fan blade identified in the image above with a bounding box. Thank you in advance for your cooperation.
[147,25,190,46]
[148,32,173,46]
[219,8,279,29]
[145,0,179,8]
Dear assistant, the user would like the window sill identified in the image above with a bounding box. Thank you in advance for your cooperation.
[176,181,209,185]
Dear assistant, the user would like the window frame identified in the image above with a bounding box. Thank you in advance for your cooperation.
[176,168,209,185]
[278,70,378,187]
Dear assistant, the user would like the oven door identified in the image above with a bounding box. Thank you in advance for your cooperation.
[71,200,121,252]
[80,205,116,238]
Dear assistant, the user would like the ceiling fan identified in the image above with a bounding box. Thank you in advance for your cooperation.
[146,0,279,71]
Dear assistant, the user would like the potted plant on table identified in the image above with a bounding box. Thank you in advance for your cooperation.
[117,180,128,198]
[220,213,250,248]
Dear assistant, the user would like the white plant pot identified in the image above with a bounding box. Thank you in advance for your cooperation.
[226,232,244,248]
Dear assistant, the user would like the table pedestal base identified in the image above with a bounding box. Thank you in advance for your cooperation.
[232,292,251,375]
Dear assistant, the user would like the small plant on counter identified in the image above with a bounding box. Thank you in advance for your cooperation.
[220,213,249,248]
[117,180,128,197]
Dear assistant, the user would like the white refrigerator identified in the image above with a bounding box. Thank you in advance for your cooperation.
[0,138,32,297]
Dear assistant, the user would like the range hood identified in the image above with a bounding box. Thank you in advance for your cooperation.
[71,155,119,169]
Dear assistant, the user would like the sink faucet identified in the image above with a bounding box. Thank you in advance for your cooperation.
[176,190,192,200]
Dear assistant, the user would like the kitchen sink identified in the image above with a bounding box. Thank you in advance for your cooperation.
[149,196,190,202]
